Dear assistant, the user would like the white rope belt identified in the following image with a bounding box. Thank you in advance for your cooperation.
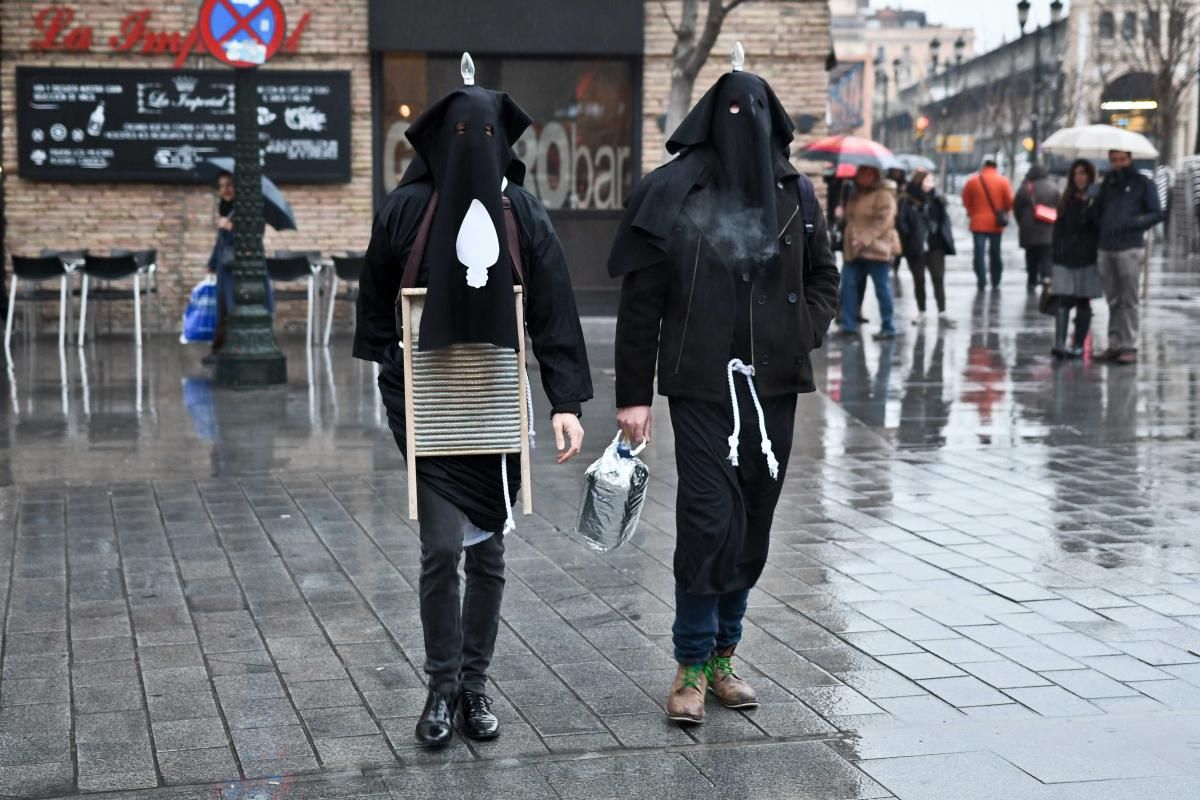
[726,358,780,481]
[501,454,515,534]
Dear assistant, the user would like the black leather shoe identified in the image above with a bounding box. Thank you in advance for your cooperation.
[415,689,455,746]
[458,688,500,740]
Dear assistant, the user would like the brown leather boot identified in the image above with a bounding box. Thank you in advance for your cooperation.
[706,646,758,709]
[665,663,707,724]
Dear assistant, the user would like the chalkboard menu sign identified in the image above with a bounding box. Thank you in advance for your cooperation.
[16,67,350,184]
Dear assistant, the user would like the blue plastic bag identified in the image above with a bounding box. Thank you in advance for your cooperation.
[181,278,217,344]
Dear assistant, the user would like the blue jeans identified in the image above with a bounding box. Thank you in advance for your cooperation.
[673,585,751,665]
[972,232,1004,287]
[840,259,895,335]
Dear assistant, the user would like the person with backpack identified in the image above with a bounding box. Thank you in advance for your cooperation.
[608,64,840,725]
[962,158,1014,289]
[1013,164,1060,290]
[354,73,592,747]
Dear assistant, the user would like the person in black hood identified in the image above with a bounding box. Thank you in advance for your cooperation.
[354,59,592,747]
[609,48,840,725]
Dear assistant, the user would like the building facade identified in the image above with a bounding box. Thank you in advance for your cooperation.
[830,0,974,139]
[1,0,833,321]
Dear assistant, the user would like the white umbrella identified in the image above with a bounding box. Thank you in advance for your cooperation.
[1041,124,1159,160]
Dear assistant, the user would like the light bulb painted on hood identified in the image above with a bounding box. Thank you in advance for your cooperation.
[461,52,475,86]
[731,42,745,72]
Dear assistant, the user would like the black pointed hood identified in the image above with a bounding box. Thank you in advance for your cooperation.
[666,71,794,277]
[403,85,533,351]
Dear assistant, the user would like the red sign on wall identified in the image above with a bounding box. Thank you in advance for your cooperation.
[28,5,311,69]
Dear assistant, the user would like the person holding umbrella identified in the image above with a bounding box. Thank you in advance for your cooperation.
[199,159,294,364]
[1040,125,1163,364]
[840,164,902,339]
[1095,149,1162,365]
[1049,159,1102,359]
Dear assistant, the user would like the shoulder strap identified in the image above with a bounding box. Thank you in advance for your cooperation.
[979,175,998,214]
[502,196,524,287]
[399,191,524,291]
[797,175,817,240]
[400,191,438,290]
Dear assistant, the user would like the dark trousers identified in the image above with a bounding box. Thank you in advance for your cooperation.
[673,585,751,665]
[1024,244,1052,286]
[972,232,1003,287]
[908,248,947,313]
[1059,296,1093,345]
[416,480,505,695]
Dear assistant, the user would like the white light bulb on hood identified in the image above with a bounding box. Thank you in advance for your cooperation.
[461,52,475,86]
[731,42,745,72]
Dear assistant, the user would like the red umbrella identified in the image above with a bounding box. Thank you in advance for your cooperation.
[799,135,900,170]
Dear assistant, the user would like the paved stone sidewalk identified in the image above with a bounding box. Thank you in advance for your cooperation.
[3,255,1200,798]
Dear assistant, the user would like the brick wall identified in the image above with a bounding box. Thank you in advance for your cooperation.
[1,0,373,331]
[641,0,833,173]
[2,1,834,331]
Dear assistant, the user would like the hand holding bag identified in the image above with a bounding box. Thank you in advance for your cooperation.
[572,433,649,553]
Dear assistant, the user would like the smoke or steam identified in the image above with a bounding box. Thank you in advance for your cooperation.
[681,190,779,276]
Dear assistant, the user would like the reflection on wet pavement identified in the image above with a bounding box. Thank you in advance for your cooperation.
[1,249,1200,799]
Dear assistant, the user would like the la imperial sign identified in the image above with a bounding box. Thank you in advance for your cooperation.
[28,5,312,69]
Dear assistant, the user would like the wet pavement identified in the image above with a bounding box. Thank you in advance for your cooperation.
[2,234,1200,799]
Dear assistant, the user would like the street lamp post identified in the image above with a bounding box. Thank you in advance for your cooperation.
[876,60,890,147]
[1017,0,1059,167]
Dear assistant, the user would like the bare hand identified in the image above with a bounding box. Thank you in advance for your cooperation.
[616,405,652,445]
[218,217,233,231]
[552,413,584,464]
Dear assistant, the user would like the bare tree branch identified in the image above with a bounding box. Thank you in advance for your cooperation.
[658,1,682,38]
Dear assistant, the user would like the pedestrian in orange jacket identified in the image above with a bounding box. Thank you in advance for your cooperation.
[962,159,1014,288]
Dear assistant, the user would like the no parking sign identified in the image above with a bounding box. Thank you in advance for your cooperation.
[198,0,287,68]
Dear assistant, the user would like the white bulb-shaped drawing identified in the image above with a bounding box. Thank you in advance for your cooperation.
[456,199,500,288]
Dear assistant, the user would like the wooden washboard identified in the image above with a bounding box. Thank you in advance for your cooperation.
[399,287,532,521]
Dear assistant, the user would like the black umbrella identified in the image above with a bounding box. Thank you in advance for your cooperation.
[196,157,297,231]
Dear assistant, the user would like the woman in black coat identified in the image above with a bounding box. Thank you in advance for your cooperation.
[1050,159,1103,359]
[897,170,956,326]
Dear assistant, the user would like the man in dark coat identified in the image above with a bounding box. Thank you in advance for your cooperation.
[354,66,592,746]
[1094,150,1163,364]
[609,58,840,724]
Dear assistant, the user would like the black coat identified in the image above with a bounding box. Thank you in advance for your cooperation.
[1052,191,1100,268]
[926,192,956,256]
[1097,168,1163,251]
[611,157,841,408]
[354,179,593,417]
[896,192,929,259]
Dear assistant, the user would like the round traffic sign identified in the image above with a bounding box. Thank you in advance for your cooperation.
[198,0,287,68]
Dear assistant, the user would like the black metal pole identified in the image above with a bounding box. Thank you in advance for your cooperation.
[215,66,286,388]
[1030,27,1041,166]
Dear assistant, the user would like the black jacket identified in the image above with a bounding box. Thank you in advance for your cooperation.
[897,189,929,259]
[1013,174,1060,248]
[1052,191,1100,268]
[354,180,593,416]
[1097,168,1163,251]
[613,167,840,408]
[926,192,956,256]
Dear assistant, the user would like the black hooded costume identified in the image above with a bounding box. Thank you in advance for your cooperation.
[355,85,593,534]
[610,71,840,596]
[354,82,591,703]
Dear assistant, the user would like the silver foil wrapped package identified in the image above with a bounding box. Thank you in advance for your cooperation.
[572,434,649,553]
